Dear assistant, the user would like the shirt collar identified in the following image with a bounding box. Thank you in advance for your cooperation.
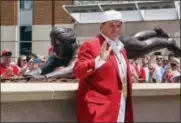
[100,32,119,44]
[100,31,124,48]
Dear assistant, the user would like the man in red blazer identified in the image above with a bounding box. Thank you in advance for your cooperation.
[73,10,134,122]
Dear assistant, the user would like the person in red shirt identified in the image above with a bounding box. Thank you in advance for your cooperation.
[138,67,146,83]
[133,58,140,76]
[132,58,146,83]
[48,45,54,56]
[0,49,20,79]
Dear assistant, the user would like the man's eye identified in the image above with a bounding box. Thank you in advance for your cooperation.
[109,25,121,28]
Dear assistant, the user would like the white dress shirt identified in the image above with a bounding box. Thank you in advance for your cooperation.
[94,32,127,122]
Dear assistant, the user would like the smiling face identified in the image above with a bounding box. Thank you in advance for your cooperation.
[1,52,12,66]
[156,55,163,65]
[20,57,27,68]
[142,56,149,66]
[171,58,179,70]
[149,64,155,74]
[100,20,122,40]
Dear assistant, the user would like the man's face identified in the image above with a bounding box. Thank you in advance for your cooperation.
[156,56,163,65]
[20,57,27,67]
[169,56,174,62]
[101,20,122,40]
[133,58,139,64]
[149,65,155,74]
[28,62,35,70]
[142,56,148,65]
[171,59,179,69]
[162,58,168,65]
[129,59,134,64]
[2,55,11,64]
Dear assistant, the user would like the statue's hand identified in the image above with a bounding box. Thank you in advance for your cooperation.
[154,26,169,38]
[23,74,47,81]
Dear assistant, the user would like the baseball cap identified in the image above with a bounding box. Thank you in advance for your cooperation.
[48,46,54,52]
[1,49,12,56]
[101,10,124,23]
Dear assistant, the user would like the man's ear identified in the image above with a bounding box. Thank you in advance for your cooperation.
[100,23,104,31]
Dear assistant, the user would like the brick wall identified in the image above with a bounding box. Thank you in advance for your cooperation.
[54,1,73,24]
[33,0,73,25]
[0,0,17,25]
[33,1,52,25]
[0,0,73,25]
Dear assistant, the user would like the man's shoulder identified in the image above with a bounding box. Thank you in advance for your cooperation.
[81,35,102,47]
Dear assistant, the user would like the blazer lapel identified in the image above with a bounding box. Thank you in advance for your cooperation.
[98,34,121,78]
[121,49,132,95]
[109,52,119,76]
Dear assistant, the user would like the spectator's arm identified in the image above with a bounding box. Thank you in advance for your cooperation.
[18,64,29,76]
[131,72,139,83]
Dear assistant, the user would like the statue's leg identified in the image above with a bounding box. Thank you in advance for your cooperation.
[124,37,180,59]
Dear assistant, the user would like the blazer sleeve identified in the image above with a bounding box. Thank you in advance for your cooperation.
[73,42,96,80]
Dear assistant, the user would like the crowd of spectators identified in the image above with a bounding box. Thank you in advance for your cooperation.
[0,46,53,80]
[129,53,180,83]
[0,47,180,83]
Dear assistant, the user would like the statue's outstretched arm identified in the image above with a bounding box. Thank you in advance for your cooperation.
[124,37,180,59]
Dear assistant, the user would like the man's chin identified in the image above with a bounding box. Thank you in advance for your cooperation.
[112,35,120,39]
[110,36,118,40]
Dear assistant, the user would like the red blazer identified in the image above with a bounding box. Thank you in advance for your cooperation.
[73,34,133,122]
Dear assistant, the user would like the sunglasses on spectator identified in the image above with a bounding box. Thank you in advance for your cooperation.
[21,59,26,62]
[156,58,162,60]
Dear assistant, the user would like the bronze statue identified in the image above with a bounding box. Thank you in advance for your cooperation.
[24,26,180,80]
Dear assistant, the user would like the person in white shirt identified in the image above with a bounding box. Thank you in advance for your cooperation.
[148,54,164,83]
